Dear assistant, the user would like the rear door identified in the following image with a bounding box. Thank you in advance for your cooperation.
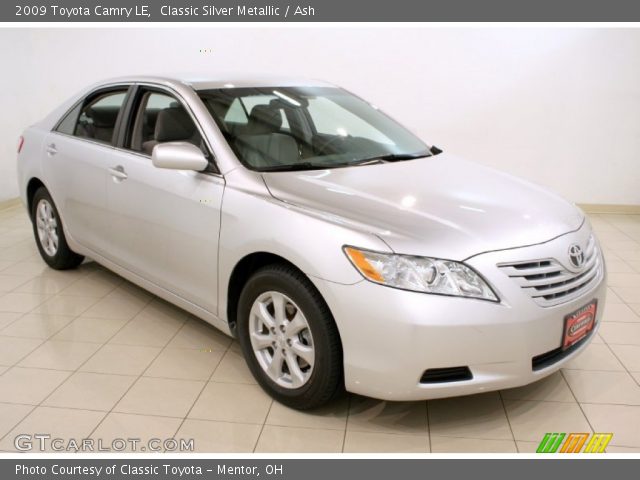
[104,85,224,314]
[43,85,132,255]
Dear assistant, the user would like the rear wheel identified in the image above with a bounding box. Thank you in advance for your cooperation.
[31,187,84,270]
[237,264,343,410]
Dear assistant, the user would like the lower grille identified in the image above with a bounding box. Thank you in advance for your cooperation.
[498,235,602,307]
[420,366,473,384]
[532,333,592,371]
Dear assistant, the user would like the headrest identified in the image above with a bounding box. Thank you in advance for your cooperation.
[86,106,119,128]
[154,107,196,142]
[246,104,282,135]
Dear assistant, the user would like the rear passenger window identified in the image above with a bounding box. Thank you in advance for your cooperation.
[73,90,128,146]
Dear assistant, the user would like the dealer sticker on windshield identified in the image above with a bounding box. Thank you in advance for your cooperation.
[563,300,597,350]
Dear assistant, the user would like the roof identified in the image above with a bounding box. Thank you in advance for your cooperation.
[96,74,334,91]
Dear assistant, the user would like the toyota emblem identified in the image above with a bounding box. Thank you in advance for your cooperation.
[568,244,585,269]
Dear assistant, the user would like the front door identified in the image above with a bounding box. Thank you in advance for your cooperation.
[104,88,224,314]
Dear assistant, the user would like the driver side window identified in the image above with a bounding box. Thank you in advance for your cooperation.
[127,90,207,158]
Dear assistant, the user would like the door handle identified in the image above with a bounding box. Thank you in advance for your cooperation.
[108,165,128,181]
[46,143,57,156]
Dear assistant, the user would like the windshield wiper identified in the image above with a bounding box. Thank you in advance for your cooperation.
[259,162,330,172]
[258,147,442,172]
[355,151,432,164]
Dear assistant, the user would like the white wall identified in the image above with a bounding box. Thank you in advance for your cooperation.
[1,27,639,204]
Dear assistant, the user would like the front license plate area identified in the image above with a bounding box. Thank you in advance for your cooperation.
[562,300,597,350]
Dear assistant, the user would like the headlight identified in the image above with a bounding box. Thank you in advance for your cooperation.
[344,246,499,302]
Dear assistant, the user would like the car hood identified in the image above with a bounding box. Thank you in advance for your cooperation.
[262,153,584,260]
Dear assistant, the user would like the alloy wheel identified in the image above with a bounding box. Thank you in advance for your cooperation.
[35,199,59,256]
[249,291,315,389]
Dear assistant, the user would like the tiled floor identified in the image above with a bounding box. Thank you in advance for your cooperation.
[0,204,640,453]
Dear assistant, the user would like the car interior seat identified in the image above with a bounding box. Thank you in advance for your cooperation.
[76,106,120,144]
[235,104,299,168]
[142,106,202,155]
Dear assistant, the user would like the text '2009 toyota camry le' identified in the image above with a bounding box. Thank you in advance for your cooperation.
[16,76,606,409]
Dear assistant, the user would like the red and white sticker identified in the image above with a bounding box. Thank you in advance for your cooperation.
[563,300,597,350]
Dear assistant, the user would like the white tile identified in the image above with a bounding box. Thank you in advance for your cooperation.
[347,396,427,435]
[0,367,71,404]
[189,382,272,424]
[0,312,21,331]
[0,275,30,292]
[176,419,262,453]
[52,316,130,343]
[601,302,640,323]
[59,270,122,297]
[562,344,625,371]
[612,286,640,304]
[32,295,98,317]
[599,322,640,345]
[609,344,640,372]
[0,403,34,439]
[582,403,640,447]
[114,377,204,418]
[504,400,591,442]
[13,275,77,295]
[80,344,161,375]
[0,313,74,339]
[90,413,183,453]
[109,309,185,347]
[144,348,223,381]
[43,372,137,411]
[607,273,640,288]
[19,340,101,371]
[430,436,517,453]
[502,371,575,402]
[0,407,106,452]
[255,425,344,453]
[428,393,512,440]
[81,286,150,320]
[343,431,429,453]
[210,348,256,384]
[0,293,49,313]
[563,370,640,405]
[168,320,232,351]
[0,336,43,365]
[266,396,349,430]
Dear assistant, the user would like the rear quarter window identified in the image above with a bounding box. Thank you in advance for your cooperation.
[55,103,82,135]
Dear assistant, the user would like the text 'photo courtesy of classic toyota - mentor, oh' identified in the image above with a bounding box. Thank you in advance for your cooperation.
[16,75,606,409]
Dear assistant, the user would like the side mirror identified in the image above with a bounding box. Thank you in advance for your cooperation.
[151,142,209,171]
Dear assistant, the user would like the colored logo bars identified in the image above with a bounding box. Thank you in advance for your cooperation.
[536,433,613,453]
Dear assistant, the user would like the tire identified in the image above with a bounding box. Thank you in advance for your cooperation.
[237,264,343,410]
[31,187,84,270]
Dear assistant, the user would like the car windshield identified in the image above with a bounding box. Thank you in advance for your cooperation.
[197,86,435,171]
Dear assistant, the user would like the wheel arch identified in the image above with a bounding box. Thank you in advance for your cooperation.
[26,177,46,218]
[225,251,333,335]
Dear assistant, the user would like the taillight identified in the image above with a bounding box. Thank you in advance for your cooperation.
[17,136,24,154]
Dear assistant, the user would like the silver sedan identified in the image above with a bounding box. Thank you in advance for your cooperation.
[16,76,606,409]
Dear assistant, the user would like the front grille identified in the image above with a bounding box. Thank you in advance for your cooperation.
[420,366,473,384]
[498,235,602,307]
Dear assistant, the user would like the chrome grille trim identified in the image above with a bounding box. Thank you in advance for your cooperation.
[498,235,602,307]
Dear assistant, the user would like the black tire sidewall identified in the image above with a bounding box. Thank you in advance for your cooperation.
[31,187,83,270]
[237,266,342,409]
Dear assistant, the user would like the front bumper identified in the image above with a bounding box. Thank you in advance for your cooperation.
[312,223,606,401]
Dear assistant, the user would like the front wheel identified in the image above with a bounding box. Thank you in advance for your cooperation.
[31,187,84,270]
[237,264,343,410]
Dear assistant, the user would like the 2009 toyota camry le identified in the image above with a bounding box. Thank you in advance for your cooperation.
[16,75,606,409]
